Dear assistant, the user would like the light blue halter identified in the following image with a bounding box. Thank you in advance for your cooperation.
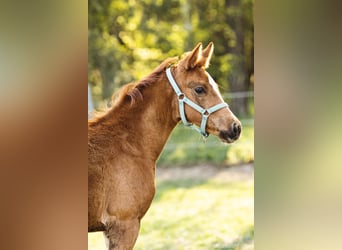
[166,67,228,137]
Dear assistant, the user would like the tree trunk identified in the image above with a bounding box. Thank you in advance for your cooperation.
[101,66,115,101]
[225,0,251,117]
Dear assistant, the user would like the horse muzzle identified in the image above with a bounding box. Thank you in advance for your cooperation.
[218,121,242,143]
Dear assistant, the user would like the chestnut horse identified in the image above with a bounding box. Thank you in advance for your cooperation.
[88,42,241,249]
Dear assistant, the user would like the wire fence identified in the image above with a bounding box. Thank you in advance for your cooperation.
[88,90,254,112]
[222,91,254,99]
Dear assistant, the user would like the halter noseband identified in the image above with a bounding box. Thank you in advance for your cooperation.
[166,67,228,138]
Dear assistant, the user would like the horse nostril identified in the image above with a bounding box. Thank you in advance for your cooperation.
[232,122,241,137]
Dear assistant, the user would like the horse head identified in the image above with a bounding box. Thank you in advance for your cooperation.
[168,42,241,143]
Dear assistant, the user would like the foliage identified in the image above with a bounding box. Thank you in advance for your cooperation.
[88,0,254,116]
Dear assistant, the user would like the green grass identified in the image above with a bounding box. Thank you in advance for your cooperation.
[88,168,254,250]
[136,178,254,250]
[158,122,254,167]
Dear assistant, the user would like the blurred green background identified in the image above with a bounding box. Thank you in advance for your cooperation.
[88,0,254,167]
[88,0,253,114]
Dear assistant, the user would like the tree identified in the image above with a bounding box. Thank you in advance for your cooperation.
[189,0,254,116]
[88,0,254,116]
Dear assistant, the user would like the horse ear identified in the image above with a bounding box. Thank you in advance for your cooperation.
[201,42,214,68]
[185,42,203,70]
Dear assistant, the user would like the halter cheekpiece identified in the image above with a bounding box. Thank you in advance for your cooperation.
[166,67,228,138]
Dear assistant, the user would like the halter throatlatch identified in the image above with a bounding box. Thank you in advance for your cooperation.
[166,68,228,138]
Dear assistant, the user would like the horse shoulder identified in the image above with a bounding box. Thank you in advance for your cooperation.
[105,158,156,220]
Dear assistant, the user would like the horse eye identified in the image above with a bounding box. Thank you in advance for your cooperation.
[194,86,205,95]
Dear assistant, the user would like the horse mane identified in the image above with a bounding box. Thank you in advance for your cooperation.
[89,56,178,123]
[114,56,178,107]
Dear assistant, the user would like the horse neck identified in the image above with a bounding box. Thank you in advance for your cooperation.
[109,74,178,162]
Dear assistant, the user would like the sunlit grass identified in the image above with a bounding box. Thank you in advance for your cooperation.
[136,179,253,250]
[88,168,254,250]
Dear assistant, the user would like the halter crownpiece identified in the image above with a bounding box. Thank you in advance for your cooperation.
[166,67,228,138]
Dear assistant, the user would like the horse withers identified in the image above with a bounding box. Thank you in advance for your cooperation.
[88,42,241,249]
